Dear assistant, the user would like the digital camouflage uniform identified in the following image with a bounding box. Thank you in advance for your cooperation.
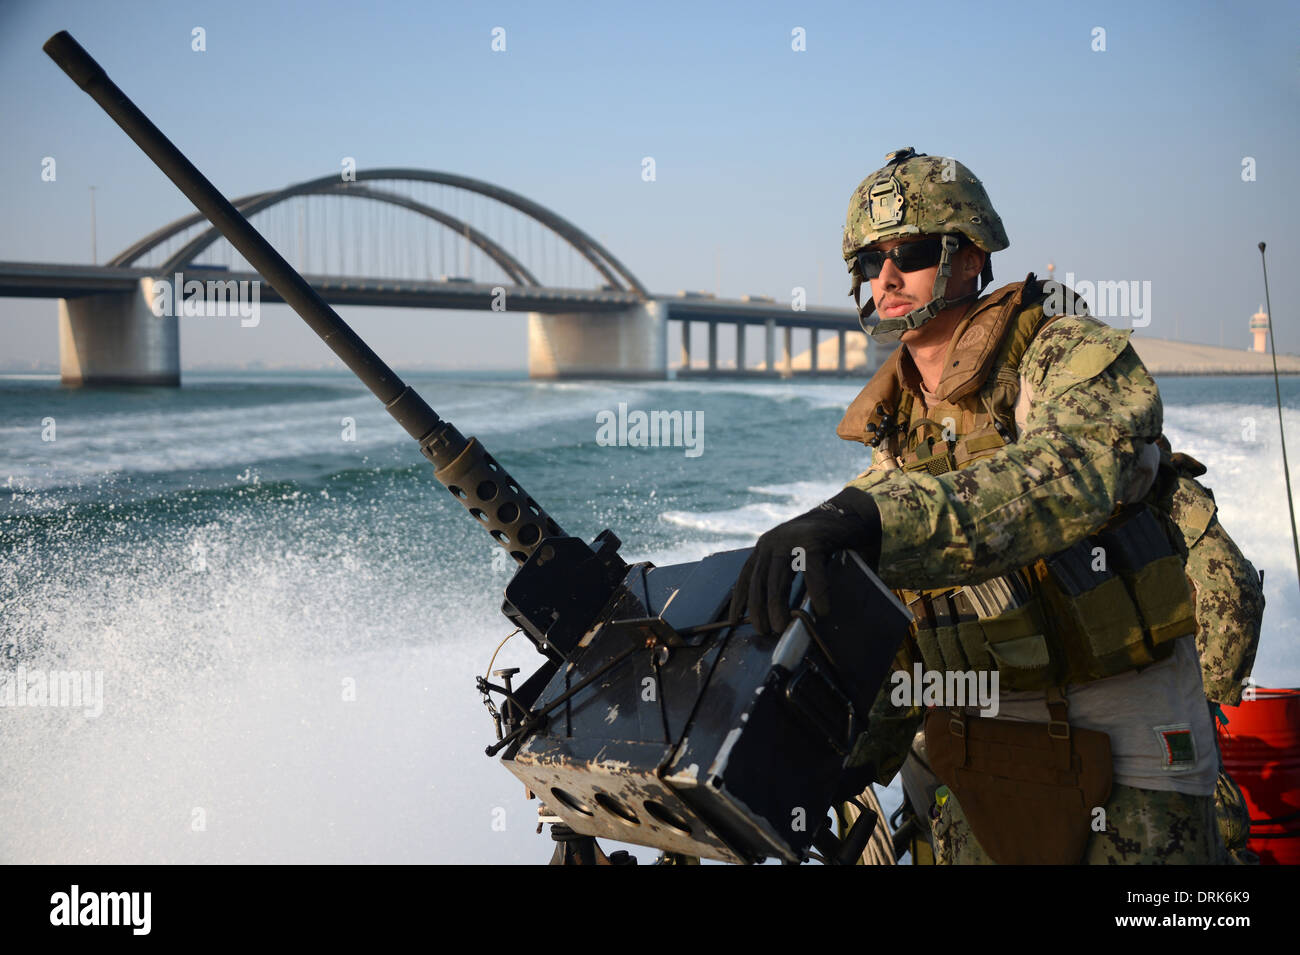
[843,311,1227,864]
[933,781,1224,864]
[837,149,1236,864]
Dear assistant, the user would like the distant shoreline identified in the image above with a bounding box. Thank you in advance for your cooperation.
[1151,370,1300,377]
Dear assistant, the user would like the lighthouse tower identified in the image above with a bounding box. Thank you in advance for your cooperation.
[1251,305,1269,353]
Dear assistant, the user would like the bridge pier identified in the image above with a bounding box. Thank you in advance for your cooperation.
[59,278,180,386]
[528,302,668,379]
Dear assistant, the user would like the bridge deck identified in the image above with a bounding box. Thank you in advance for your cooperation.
[0,261,862,326]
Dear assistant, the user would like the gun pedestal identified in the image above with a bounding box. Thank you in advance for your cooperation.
[547,824,638,865]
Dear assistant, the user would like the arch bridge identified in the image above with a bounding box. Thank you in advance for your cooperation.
[0,168,871,384]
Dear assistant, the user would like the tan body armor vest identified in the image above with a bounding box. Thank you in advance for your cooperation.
[838,275,1198,692]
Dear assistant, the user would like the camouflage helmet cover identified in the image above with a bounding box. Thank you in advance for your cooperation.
[842,148,1010,261]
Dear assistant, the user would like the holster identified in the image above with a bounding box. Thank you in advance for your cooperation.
[924,690,1112,864]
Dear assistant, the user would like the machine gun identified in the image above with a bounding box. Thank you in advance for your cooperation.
[44,31,913,864]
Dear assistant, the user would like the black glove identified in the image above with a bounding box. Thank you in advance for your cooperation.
[729,487,882,637]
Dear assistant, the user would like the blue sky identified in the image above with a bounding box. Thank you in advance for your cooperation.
[1,0,1296,368]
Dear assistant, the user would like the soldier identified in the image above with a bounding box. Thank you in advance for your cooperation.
[732,147,1230,864]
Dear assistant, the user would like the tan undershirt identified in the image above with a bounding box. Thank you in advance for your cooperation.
[988,636,1218,795]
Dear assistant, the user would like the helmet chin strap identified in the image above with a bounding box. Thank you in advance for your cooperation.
[851,235,984,343]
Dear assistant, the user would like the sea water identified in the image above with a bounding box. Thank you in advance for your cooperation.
[1,371,1296,863]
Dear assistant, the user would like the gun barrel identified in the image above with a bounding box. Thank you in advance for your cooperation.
[44,30,574,566]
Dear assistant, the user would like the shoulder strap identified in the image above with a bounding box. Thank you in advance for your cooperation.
[979,283,1064,433]
[934,274,1041,404]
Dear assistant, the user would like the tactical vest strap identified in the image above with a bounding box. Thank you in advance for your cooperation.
[897,280,1060,473]
[1045,687,1071,771]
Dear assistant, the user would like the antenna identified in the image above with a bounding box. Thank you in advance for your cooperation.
[1259,241,1300,595]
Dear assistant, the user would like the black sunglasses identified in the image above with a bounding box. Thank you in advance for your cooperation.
[854,237,945,279]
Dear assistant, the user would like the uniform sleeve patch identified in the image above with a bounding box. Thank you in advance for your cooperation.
[1153,723,1197,771]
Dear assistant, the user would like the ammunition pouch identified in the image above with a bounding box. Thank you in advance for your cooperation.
[925,692,1113,864]
[907,503,1197,691]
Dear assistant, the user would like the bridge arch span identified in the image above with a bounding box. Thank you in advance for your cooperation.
[108,168,647,297]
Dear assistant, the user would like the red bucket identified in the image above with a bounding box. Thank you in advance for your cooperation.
[1218,687,1300,865]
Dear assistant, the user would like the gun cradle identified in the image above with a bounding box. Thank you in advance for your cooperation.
[500,547,913,864]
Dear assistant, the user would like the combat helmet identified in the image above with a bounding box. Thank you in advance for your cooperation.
[843,148,1009,341]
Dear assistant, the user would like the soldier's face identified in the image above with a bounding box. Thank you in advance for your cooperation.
[866,236,985,342]
[867,237,942,323]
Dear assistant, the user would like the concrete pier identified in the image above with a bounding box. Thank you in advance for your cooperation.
[528,301,668,379]
[751,329,890,375]
[59,278,180,386]
[1128,334,1300,375]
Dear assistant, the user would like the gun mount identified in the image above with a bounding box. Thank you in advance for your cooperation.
[45,31,913,864]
